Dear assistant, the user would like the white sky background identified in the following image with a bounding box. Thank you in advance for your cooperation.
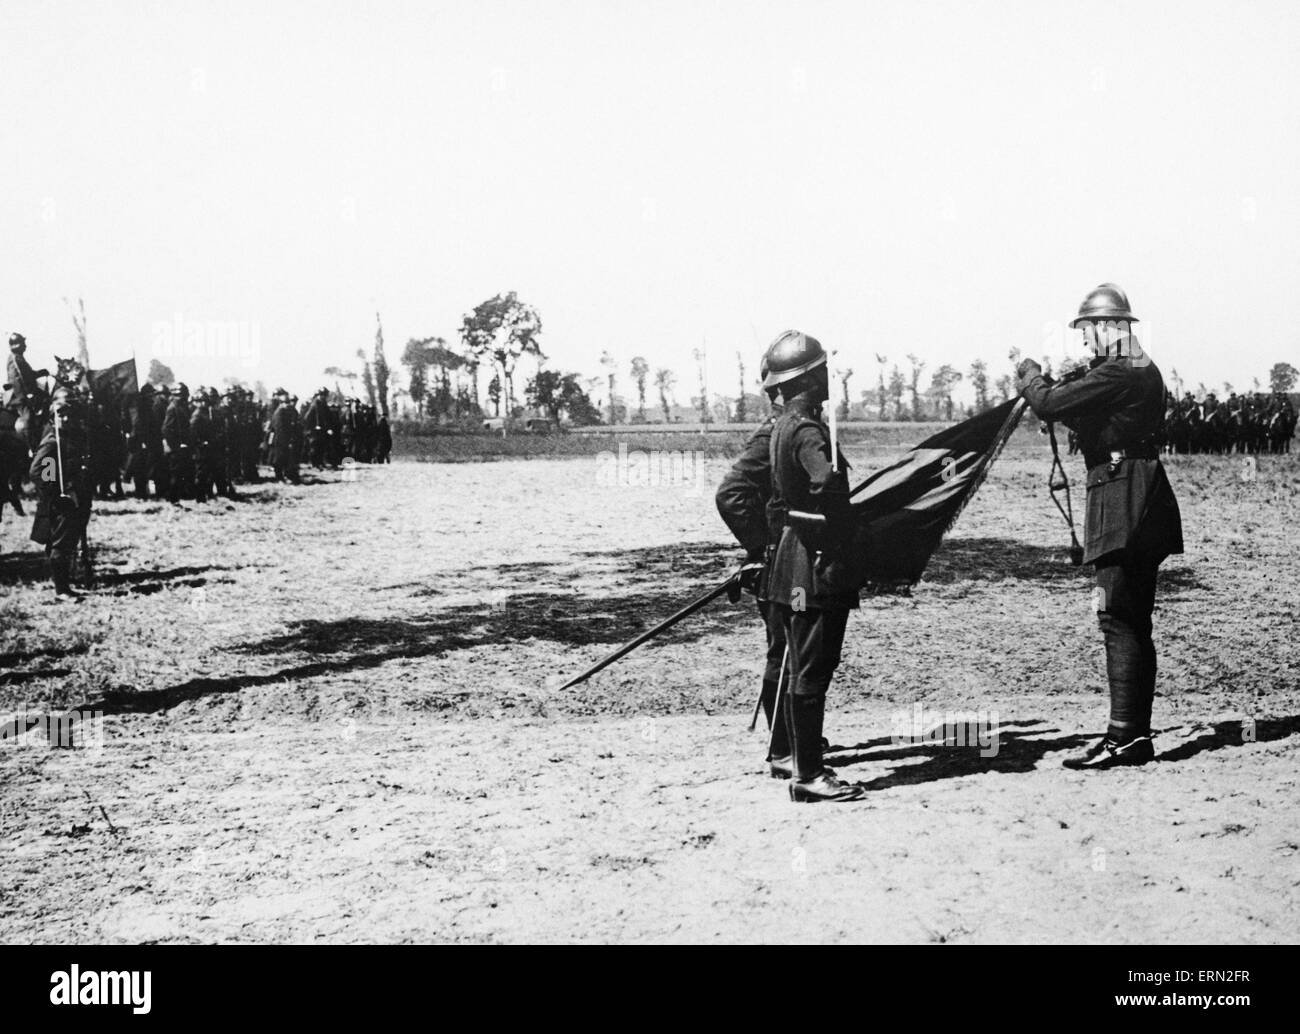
[1,0,1297,404]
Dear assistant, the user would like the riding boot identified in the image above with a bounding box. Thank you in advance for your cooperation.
[789,694,826,781]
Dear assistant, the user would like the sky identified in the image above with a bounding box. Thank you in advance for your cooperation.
[1,0,1297,406]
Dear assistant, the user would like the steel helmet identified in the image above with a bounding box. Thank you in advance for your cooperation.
[762,330,826,389]
[1070,283,1138,327]
[9,332,26,350]
[759,355,780,399]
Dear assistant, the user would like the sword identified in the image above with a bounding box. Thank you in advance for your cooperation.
[556,563,762,691]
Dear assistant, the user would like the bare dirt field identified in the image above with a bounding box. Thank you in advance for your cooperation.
[2,433,1297,943]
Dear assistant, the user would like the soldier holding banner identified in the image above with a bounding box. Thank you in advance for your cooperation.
[1017,284,1184,769]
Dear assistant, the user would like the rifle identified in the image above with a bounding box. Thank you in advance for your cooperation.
[557,563,763,690]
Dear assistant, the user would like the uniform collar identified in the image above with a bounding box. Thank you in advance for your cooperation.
[783,394,823,420]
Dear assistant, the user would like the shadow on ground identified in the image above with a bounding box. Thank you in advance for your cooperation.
[825,713,1300,790]
[923,537,1208,595]
[1156,716,1300,762]
[53,537,1214,718]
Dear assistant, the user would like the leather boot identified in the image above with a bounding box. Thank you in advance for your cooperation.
[50,554,80,599]
[789,694,825,781]
[787,695,865,802]
[1063,734,1154,770]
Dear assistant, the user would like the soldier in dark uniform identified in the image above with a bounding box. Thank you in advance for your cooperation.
[237,389,261,482]
[126,383,158,498]
[151,384,173,499]
[340,398,358,460]
[375,414,392,463]
[29,387,93,598]
[202,388,236,499]
[90,391,127,500]
[5,332,49,452]
[190,387,214,502]
[162,383,196,504]
[304,388,332,469]
[762,330,866,803]
[1017,284,1184,769]
[267,389,301,483]
[716,357,794,776]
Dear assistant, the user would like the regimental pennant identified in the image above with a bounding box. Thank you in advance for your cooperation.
[87,357,140,398]
[850,398,1027,584]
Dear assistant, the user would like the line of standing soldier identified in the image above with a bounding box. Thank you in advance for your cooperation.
[130,383,263,503]
[4,338,394,597]
[120,385,391,502]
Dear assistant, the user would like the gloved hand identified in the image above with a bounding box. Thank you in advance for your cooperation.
[738,561,764,596]
[1015,358,1042,381]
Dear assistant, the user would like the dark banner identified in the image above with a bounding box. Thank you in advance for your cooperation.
[852,398,1027,583]
[88,357,139,399]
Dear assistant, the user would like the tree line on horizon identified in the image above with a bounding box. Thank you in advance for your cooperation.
[139,290,1300,429]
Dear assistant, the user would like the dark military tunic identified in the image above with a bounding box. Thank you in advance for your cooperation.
[162,397,195,502]
[764,401,858,610]
[5,351,44,409]
[716,413,777,558]
[29,415,93,590]
[126,392,160,494]
[1019,351,1183,564]
[267,401,301,481]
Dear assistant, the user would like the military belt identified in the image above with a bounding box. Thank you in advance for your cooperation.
[1107,444,1161,462]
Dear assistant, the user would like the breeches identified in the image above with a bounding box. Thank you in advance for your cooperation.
[776,604,849,700]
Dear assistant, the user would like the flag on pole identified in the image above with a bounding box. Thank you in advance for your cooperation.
[87,357,139,398]
[850,398,1027,584]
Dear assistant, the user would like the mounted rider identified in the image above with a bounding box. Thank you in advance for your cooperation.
[5,332,50,451]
